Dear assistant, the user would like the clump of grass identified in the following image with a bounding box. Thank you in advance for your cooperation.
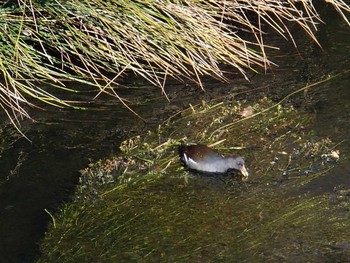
[1,1,349,132]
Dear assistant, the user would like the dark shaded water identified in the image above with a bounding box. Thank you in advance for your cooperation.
[268,13,350,194]
[0,107,129,262]
[0,9,349,263]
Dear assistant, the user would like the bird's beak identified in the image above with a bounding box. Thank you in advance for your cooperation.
[240,165,249,177]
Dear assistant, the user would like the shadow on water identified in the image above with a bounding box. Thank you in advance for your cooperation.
[0,106,129,262]
[0,7,350,263]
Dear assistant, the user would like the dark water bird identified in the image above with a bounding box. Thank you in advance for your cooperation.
[178,143,248,177]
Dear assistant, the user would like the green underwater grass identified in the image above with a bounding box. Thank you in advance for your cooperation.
[38,96,349,262]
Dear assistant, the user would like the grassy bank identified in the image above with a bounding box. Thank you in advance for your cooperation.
[0,1,349,133]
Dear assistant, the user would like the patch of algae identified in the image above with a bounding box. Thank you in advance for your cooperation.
[38,97,349,262]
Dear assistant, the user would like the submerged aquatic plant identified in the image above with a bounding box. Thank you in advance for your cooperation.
[0,0,349,132]
[71,94,341,203]
[38,96,346,262]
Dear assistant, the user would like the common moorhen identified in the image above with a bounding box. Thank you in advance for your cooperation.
[178,143,249,177]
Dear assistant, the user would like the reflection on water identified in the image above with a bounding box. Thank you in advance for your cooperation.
[0,10,350,263]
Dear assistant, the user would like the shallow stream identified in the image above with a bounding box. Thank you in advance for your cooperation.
[0,9,349,263]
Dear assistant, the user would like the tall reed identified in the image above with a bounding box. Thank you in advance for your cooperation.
[0,0,349,133]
